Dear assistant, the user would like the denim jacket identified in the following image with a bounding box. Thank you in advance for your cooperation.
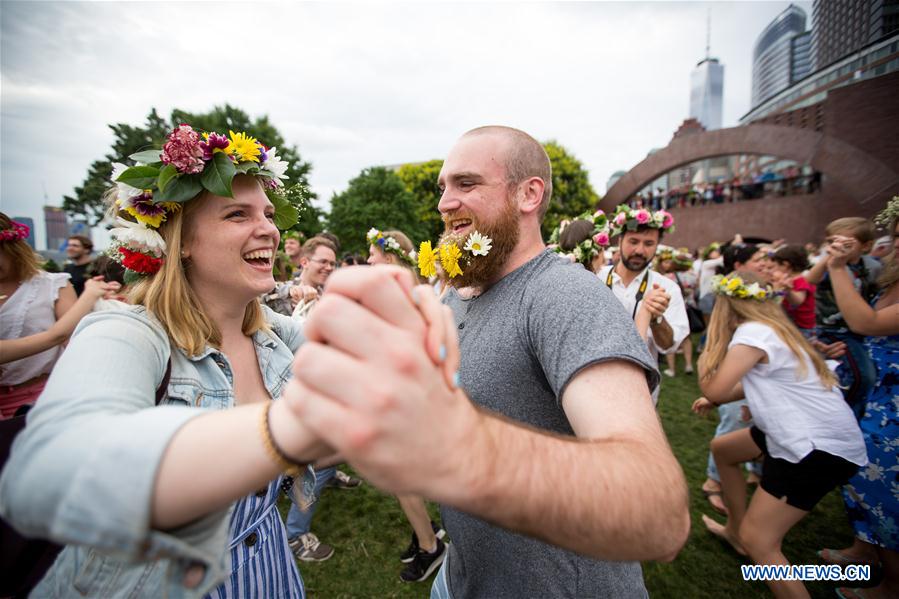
[0,304,303,598]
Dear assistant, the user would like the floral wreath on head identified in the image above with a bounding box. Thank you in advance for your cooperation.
[108,124,302,280]
[548,210,611,267]
[874,195,899,228]
[418,231,492,279]
[366,228,416,266]
[609,205,674,238]
[710,274,774,301]
[0,219,29,243]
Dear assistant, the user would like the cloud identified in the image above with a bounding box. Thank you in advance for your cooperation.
[1,1,810,249]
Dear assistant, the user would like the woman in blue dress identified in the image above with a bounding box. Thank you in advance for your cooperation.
[0,125,330,598]
[819,200,899,599]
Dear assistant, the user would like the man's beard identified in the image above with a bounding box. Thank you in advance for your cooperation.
[438,197,519,289]
[621,252,651,272]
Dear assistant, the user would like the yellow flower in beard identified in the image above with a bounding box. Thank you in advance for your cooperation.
[439,243,463,278]
[418,241,438,278]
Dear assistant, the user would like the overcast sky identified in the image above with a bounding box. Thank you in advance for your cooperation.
[1,0,811,249]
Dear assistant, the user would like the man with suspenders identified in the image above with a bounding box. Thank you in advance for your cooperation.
[597,206,690,404]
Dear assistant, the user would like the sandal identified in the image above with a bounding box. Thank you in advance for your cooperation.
[702,488,728,515]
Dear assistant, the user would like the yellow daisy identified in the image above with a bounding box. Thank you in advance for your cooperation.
[226,130,261,163]
[439,243,463,278]
[418,241,438,278]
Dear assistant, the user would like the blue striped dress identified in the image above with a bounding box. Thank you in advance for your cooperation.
[206,476,305,598]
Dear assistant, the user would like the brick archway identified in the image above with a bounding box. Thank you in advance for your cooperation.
[600,124,898,212]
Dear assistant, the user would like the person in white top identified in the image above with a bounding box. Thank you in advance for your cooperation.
[597,206,689,404]
[692,271,866,599]
[0,214,77,418]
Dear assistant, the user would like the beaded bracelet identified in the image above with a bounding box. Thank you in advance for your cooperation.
[260,403,303,477]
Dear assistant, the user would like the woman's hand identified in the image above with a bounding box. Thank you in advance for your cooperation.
[826,235,857,269]
[83,275,121,300]
[691,396,715,417]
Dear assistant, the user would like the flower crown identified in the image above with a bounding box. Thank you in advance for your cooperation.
[418,231,492,279]
[710,274,774,301]
[367,228,415,266]
[657,247,692,268]
[549,210,611,267]
[0,220,29,243]
[609,205,674,237]
[108,124,297,279]
[874,195,899,228]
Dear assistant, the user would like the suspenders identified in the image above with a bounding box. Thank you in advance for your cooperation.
[606,268,651,320]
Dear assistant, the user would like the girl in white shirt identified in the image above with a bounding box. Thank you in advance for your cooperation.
[692,271,866,599]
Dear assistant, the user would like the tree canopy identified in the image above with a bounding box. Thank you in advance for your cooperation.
[396,159,444,243]
[542,141,601,239]
[326,167,428,256]
[63,105,316,231]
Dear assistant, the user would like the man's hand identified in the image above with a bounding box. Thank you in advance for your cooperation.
[642,283,670,318]
[281,266,473,499]
[289,284,320,307]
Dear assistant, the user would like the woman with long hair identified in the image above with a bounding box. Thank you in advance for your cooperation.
[693,272,866,599]
[0,214,79,418]
[0,126,331,597]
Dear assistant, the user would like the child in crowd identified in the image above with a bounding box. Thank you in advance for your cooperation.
[771,244,816,337]
[805,217,881,410]
[693,272,866,599]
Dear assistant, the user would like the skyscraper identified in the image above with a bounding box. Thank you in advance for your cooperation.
[689,57,724,130]
[751,4,809,107]
[812,0,899,69]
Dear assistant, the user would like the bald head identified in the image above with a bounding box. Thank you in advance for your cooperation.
[462,126,553,220]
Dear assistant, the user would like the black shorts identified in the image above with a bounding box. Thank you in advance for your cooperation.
[749,426,860,512]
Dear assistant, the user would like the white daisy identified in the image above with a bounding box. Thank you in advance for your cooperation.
[260,147,289,186]
[111,162,144,207]
[109,217,167,256]
[463,231,492,256]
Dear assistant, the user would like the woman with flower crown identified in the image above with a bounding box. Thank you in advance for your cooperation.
[691,271,866,599]
[366,227,449,582]
[0,126,332,598]
[0,213,81,418]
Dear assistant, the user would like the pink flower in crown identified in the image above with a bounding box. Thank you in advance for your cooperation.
[200,132,230,161]
[593,231,610,247]
[593,209,605,218]
[660,211,674,228]
[161,124,204,174]
[614,212,628,226]
[635,209,651,224]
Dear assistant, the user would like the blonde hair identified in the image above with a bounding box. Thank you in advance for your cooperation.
[374,229,423,283]
[126,196,268,356]
[699,272,837,389]
[0,213,42,282]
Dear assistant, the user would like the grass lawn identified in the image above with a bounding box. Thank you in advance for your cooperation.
[280,352,861,598]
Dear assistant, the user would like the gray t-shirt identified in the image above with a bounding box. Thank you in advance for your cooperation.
[441,249,659,598]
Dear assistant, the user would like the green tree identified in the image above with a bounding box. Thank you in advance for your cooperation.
[63,105,315,227]
[542,141,601,239]
[327,167,427,255]
[396,159,444,242]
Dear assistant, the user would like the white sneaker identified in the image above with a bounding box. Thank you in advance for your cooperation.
[663,368,675,377]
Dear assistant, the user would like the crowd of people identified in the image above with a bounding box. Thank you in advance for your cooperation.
[0,123,895,599]
[625,167,823,212]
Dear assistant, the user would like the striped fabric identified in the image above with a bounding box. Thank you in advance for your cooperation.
[206,476,305,599]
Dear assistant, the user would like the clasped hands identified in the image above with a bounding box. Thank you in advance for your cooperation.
[278,266,481,502]
[641,283,670,319]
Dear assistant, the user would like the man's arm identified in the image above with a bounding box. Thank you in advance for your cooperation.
[458,359,690,561]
